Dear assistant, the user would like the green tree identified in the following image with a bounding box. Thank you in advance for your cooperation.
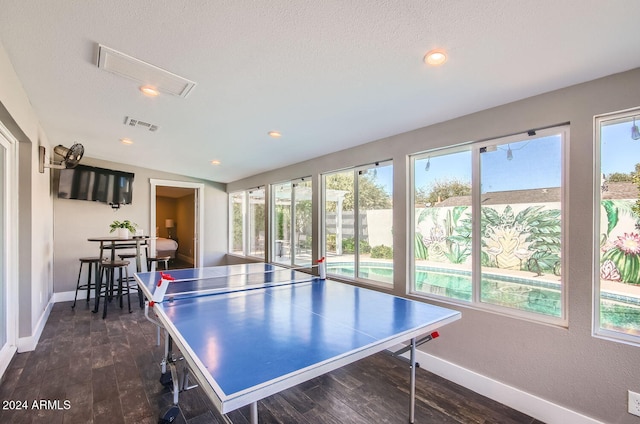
[232,201,243,250]
[325,171,391,211]
[415,187,430,206]
[295,199,312,246]
[607,172,633,182]
[420,178,471,205]
[632,163,640,217]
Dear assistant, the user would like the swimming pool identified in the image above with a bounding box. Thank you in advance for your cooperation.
[413,266,562,317]
[327,262,640,331]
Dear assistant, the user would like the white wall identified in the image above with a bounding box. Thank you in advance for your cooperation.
[0,38,229,355]
[228,68,640,423]
[30,126,53,340]
[52,156,228,295]
[0,38,54,350]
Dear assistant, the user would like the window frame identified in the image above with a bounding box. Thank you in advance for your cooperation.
[593,107,640,346]
[409,126,568,326]
[228,190,246,256]
[227,187,266,259]
[321,160,394,287]
[270,177,312,267]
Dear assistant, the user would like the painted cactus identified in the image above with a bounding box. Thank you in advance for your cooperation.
[601,232,640,285]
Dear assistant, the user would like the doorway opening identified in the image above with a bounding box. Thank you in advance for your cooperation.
[150,179,204,269]
[0,122,18,378]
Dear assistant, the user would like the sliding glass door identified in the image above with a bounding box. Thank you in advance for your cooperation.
[271,178,312,267]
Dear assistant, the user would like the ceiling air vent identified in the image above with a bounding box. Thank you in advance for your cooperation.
[124,117,159,132]
[97,44,196,98]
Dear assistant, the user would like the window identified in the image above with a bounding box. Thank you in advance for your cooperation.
[323,161,393,285]
[272,178,312,267]
[414,149,472,300]
[229,192,244,255]
[228,188,265,258]
[412,127,566,323]
[595,108,640,344]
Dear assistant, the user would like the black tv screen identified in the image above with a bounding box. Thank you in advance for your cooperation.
[57,164,134,205]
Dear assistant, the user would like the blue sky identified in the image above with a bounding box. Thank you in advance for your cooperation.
[601,119,640,175]
[369,119,639,196]
[414,135,562,193]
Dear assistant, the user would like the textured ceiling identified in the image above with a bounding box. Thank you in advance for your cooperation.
[1,0,640,183]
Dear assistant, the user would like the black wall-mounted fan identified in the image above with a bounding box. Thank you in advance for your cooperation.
[38,143,85,173]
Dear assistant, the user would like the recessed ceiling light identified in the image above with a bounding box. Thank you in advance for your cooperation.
[424,50,447,66]
[211,160,221,165]
[140,85,160,97]
[120,138,134,145]
[268,131,282,138]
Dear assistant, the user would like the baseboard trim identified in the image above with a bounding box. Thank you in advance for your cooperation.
[176,253,194,265]
[16,297,54,353]
[52,290,90,303]
[414,350,603,424]
[0,344,18,380]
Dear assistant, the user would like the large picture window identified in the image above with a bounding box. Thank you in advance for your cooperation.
[412,127,565,322]
[272,178,312,267]
[413,149,472,300]
[323,161,393,285]
[595,108,640,344]
[228,188,265,258]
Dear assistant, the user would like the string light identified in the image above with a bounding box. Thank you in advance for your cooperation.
[632,116,640,140]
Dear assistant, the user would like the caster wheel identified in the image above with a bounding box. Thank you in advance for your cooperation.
[159,372,173,388]
[158,405,180,423]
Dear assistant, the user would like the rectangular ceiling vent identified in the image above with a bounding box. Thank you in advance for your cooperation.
[97,44,196,98]
[124,117,159,132]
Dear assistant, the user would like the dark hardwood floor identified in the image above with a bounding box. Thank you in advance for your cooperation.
[167,258,192,270]
[0,299,544,424]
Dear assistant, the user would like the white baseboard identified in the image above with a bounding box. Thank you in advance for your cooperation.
[16,297,54,353]
[52,290,91,303]
[176,253,194,265]
[0,344,18,379]
[413,349,604,424]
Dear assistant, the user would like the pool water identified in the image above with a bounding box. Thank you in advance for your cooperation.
[328,263,393,284]
[327,262,640,334]
[414,268,562,317]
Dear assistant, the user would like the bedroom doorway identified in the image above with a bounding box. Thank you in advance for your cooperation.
[150,179,205,269]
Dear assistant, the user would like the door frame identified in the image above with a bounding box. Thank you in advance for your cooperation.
[150,179,204,267]
[0,122,18,378]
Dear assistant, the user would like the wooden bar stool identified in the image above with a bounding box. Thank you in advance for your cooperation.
[72,257,101,309]
[118,253,144,308]
[147,255,171,272]
[94,259,131,319]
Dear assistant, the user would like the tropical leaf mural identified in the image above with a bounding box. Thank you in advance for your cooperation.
[418,204,561,274]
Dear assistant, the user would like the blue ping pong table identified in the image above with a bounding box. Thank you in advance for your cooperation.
[135,263,461,424]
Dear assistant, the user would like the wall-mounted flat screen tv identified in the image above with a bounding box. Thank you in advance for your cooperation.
[57,164,135,205]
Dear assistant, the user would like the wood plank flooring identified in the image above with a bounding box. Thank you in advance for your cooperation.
[0,300,544,424]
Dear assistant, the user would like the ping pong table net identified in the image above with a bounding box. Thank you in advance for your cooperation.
[150,267,319,304]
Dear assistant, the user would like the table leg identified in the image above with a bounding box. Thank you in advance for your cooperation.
[250,401,258,424]
[94,242,105,312]
[409,337,416,424]
[135,240,142,272]
[93,266,104,313]
[93,262,99,312]
[109,242,116,301]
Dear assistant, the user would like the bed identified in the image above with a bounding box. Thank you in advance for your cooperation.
[156,237,179,258]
